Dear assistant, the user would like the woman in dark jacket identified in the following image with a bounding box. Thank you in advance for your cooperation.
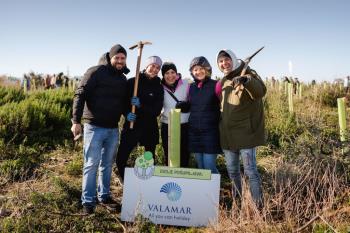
[116,56,164,180]
[188,56,221,173]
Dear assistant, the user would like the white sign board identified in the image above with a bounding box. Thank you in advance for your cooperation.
[121,167,220,227]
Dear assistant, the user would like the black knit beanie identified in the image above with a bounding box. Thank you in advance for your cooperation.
[109,44,127,58]
[161,62,177,76]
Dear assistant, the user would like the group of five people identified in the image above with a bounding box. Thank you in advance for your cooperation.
[71,43,266,214]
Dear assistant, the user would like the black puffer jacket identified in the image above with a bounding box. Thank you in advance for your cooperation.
[188,78,221,154]
[123,71,164,146]
[72,53,128,128]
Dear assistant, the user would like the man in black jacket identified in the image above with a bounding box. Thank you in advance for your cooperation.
[71,44,129,214]
[116,56,164,180]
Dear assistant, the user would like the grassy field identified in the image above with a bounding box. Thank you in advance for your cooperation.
[0,83,349,232]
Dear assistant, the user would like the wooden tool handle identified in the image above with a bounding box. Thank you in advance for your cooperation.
[234,46,264,95]
[233,65,248,95]
[130,44,143,129]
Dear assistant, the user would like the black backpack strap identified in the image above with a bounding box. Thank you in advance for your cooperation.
[166,90,180,103]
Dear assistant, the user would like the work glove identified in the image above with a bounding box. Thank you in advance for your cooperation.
[131,97,141,108]
[232,75,250,86]
[126,112,137,122]
[175,101,191,113]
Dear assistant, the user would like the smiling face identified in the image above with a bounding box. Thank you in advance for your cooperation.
[218,56,233,74]
[145,63,161,79]
[110,53,126,70]
[164,69,177,85]
[191,65,207,81]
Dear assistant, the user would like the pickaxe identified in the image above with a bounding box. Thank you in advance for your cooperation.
[129,41,152,129]
[234,46,264,96]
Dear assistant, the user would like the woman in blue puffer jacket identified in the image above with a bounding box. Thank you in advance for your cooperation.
[188,56,222,173]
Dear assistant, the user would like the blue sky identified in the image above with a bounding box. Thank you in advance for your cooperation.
[1,0,349,82]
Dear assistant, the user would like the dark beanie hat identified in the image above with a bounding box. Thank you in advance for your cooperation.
[161,62,177,76]
[109,44,127,58]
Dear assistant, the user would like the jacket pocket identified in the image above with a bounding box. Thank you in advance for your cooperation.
[228,117,252,134]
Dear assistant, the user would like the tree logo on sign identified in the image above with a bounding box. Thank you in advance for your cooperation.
[134,151,155,180]
[160,182,182,201]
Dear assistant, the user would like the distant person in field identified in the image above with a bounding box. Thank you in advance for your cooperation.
[71,44,129,214]
[56,73,63,88]
[44,74,51,89]
[217,49,266,207]
[116,56,164,180]
[50,74,56,89]
[21,74,31,91]
[293,77,300,95]
[160,62,191,167]
[271,76,276,88]
[283,76,290,83]
[63,75,69,88]
[188,56,221,174]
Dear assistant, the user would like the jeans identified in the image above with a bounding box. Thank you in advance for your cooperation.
[194,153,219,174]
[223,148,263,205]
[81,123,119,206]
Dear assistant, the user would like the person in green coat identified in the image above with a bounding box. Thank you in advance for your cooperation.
[216,49,266,207]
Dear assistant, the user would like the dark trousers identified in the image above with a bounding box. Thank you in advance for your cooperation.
[161,122,190,167]
[116,128,156,180]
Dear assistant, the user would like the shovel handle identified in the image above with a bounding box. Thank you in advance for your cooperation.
[129,41,152,129]
[233,66,249,94]
[234,46,264,95]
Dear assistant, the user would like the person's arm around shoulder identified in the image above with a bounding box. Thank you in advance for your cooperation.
[215,80,222,101]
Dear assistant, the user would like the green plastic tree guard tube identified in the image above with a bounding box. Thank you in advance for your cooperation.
[23,78,28,93]
[168,109,181,167]
[337,97,347,142]
[299,84,302,98]
[284,82,288,95]
[288,83,294,113]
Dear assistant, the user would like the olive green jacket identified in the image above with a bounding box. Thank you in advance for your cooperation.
[219,63,266,150]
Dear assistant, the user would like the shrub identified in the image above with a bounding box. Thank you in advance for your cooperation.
[0,86,25,105]
[0,89,72,147]
[0,147,41,181]
[65,157,83,176]
[317,85,346,107]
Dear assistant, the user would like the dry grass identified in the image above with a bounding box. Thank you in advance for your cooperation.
[0,147,349,232]
[205,155,349,233]
[1,84,350,232]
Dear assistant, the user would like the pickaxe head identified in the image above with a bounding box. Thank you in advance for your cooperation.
[129,41,152,50]
[245,46,264,63]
